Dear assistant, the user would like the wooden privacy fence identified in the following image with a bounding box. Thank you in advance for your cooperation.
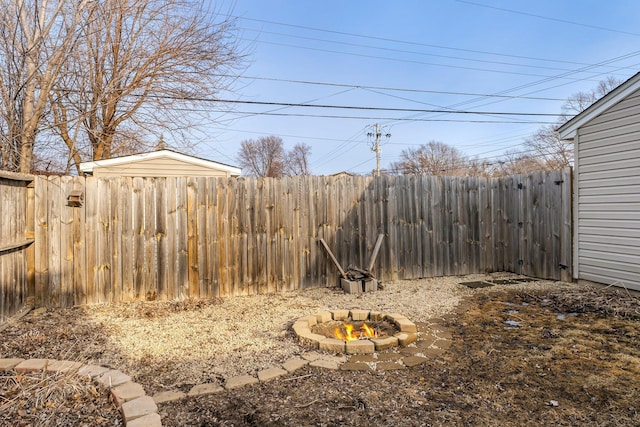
[0,172,34,323]
[28,169,572,308]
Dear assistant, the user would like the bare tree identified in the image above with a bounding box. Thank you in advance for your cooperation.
[237,137,313,177]
[522,77,621,171]
[390,141,469,176]
[48,0,242,173]
[285,143,312,176]
[494,150,546,176]
[237,136,286,177]
[0,0,90,172]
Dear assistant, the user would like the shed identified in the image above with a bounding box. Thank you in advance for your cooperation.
[79,149,241,178]
[558,72,640,290]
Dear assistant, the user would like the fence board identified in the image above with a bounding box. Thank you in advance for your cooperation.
[165,178,177,301]
[23,170,572,308]
[60,177,74,307]
[0,176,32,322]
[143,178,157,301]
[110,178,122,304]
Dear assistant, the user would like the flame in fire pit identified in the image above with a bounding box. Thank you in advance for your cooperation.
[334,322,378,342]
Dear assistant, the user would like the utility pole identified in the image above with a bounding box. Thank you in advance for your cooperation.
[367,123,391,176]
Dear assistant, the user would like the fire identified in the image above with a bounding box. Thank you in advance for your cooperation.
[334,322,378,342]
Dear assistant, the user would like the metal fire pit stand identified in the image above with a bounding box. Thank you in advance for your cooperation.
[319,234,384,294]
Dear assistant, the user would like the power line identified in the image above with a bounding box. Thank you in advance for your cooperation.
[215,74,567,101]
[237,26,632,77]
[212,99,560,116]
[247,39,610,81]
[235,15,635,66]
[203,109,555,123]
[456,0,640,37]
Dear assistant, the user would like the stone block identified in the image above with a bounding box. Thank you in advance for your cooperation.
[436,330,453,340]
[349,355,376,363]
[127,413,162,427]
[340,362,372,371]
[282,358,308,373]
[349,309,369,321]
[394,318,417,333]
[297,331,327,349]
[292,321,311,336]
[309,359,340,370]
[298,315,317,327]
[153,390,186,404]
[319,338,346,353]
[331,309,350,321]
[301,352,322,362]
[434,339,452,350]
[399,347,421,356]
[98,370,131,388]
[403,356,429,368]
[416,336,437,349]
[395,332,418,347]
[422,347,445,358]
[257,367,288,382]
[77,364,110,378]
[14,359,51,373]
[385,313,407,322]
[363,279,378,292]
[225,375,259,390]
[315,311,333,323]
[46,360,84,374]
[188,383,224,397]
[321,354,348,364]
[376,353,402,361]
[369,311,385,321]
[345,340,375,354]
[111,382,146,406]
[376,362,405,371]
[0,358,24,370]
[121,396,157,422]
[340,279,361,294]
[371,336,399,351]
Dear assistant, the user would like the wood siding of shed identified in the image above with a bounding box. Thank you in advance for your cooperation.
[91,157,233,178]
[575,88,640,289]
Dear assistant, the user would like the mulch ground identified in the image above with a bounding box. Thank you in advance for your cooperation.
[2,284,640,426]
[160,286,640,426]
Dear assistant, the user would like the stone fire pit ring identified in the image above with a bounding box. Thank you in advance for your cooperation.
[292,309,418,354]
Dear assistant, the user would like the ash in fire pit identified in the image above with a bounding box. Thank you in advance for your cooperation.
[292,309,418,354]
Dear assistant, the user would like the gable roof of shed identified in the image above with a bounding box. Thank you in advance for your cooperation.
[79,149,241,175]
[558,71,640,140]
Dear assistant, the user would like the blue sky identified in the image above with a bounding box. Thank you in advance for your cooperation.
[192,0,640,175]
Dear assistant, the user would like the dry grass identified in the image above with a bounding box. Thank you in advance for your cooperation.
[0,368,121,426]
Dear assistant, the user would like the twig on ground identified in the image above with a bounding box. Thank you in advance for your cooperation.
[284,374,313,382]
[294,398,319,408]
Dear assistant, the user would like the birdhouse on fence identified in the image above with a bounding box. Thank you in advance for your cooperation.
[67,190,84,207]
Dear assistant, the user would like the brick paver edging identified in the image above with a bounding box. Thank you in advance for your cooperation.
[292,309,420,353]
[151,318,453,406]
[1,320,453,424]
[0,358,161,427]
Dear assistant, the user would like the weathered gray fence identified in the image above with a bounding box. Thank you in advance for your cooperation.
[0,171,34,323]
[28,169,571,308]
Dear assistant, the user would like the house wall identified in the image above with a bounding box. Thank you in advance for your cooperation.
[91,157,234,178]
[574,88,640,290]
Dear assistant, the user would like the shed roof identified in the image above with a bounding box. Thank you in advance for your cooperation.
[79,149,241,176]
[558,71,640,140]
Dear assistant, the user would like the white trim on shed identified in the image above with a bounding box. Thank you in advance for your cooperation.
[558,72,640,290]
[79,149,241,178]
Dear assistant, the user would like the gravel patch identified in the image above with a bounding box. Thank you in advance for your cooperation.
[1,273,572,395]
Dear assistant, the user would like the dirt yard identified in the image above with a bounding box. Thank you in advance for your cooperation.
[2,274,640,426]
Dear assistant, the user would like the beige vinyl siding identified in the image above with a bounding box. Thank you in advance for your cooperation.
[575,88,640,290]
[91,157,233,178]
